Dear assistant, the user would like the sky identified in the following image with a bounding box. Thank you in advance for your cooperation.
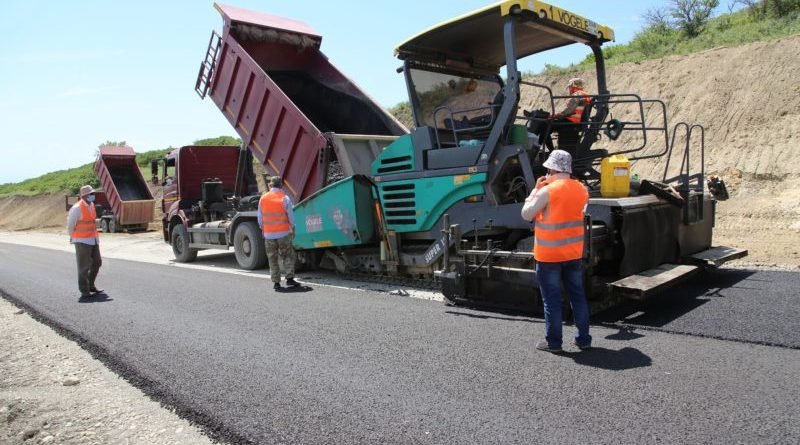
[1,0,722,184]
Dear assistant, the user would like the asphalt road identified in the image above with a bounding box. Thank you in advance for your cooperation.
[1,242,798,444]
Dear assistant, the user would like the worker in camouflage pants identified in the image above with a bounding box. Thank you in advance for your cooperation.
[264,234,297,286]
[258,176,300,290]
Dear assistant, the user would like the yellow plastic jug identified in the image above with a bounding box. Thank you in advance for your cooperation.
[600,155,631,198]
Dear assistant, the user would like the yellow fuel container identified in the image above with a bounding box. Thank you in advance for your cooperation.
[600,155,631,198]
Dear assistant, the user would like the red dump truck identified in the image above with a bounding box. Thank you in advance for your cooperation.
[155,4,407,268]
[195,3,407,202]
[94,146,155,233]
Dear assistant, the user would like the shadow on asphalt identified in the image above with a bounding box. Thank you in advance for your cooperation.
[563,346,652,370]
[175,253,255,271]
[594,268,755,328]
[445,310,542,323]
[276,285,313,293]
[604,327,646,341]
[78,292,114,303]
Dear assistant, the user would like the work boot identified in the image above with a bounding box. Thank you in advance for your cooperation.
[535,340,562,353]
[79,292,92,300]
[273,282,282,291]
[571,339,592,351]
[285,278,300,287]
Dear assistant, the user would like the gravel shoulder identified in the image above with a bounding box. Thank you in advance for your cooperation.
[0,297,216,445]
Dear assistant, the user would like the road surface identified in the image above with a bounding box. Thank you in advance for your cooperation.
[1,241,798,444]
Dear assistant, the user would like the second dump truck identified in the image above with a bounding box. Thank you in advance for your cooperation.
[94,145,154,233]
[165,1,746,313]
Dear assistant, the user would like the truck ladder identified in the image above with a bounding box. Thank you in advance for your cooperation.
[195,30,222,99]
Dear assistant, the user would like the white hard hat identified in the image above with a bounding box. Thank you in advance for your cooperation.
[79,185,96,197]
[543,150,573,174]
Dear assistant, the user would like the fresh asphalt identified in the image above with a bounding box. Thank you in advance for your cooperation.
[1,242,798,444]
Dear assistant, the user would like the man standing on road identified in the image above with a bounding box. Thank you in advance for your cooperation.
[67,185,103,299]
[258,176,299,291]
[521,150,591,353]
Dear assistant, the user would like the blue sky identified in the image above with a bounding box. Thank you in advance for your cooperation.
[1,0,724,183]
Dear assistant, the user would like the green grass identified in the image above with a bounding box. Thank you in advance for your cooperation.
[534,7,800,75]
[0,136,242,197]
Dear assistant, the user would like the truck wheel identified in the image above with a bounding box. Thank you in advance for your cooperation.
[233,222,266,270]
[171,224,198,263]
[101,219,109,233]
[108,218,118,233]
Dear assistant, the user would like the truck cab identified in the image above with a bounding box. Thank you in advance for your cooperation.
[154,145,260,266]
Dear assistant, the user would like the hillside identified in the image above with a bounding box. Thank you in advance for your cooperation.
[1,36,798,266]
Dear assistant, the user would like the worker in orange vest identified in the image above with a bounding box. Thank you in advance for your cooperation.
[545,77,592,154]
[258,176,299,290]
[66,185,103,299]
[553,77,591,122]
[521,150,591,352]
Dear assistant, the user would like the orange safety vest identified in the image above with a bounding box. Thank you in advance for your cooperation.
[259,190,291,235]
[71,199,98,239]
[533,178,588,262]
[565,88,591,123]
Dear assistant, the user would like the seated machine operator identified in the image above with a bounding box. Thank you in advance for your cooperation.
[544,77,592,155]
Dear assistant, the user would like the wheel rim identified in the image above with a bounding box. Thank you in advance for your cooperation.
[242,238,252,256]
[175,234,185,255]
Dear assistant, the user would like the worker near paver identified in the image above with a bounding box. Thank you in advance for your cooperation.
[66,185,103,299]
[546,77,592,153]
[521,150,591,352]
[258,176,299,290]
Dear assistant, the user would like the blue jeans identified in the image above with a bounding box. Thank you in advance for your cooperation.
[536,259,591,349]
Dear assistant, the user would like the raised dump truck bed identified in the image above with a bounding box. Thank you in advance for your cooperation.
[94,145,154,233]
[197,3,407,202]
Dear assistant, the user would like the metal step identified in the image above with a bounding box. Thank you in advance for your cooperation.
[609,264,699,300]
[686,246,748,268]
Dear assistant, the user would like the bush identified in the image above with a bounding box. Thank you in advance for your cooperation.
[388,102,414,128]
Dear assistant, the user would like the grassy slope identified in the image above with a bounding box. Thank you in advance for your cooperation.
[541,6,800,75]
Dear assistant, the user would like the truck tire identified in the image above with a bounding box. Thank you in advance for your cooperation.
[108,218,118,233]
[234,222,267,270]
[100,219,109,233]
[171,223,198,263]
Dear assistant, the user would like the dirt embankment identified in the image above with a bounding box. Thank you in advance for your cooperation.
[522,35,800,266]
[1,36,799,266]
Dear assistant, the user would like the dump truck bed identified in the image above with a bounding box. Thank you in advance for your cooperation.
[94,146,155,226]
[200,3,407,203]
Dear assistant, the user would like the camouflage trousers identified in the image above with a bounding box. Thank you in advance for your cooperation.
[264,234,296,283]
